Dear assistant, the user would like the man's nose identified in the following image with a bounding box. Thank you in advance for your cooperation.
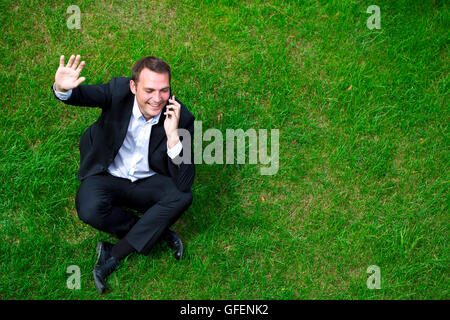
[153,92,162,102]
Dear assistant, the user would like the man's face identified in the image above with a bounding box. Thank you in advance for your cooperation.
[130,68,170,120]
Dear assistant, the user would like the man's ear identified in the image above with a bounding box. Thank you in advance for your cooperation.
[130,80,137,94]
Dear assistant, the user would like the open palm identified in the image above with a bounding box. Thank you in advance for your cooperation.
[54,54,86,92]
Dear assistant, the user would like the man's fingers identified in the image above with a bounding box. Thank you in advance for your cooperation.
[169,96,180,106]
[72,55,81,70]
[167,100,181,119]
[75,77,86,87]
[166,106,178,114]
[167,100,180,110]
[165,110,180,121]
[75,61,85,75]
[66,55,75,68]
[59,55,65,67]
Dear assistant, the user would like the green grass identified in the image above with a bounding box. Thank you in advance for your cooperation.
[0,0,448,299]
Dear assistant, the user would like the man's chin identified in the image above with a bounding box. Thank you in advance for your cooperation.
[148,108,162,118]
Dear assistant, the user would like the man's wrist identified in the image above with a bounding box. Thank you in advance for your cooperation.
[167,135,180,149]
[53,83,68,93]
[53,83,72,101]
[167,140,183,160]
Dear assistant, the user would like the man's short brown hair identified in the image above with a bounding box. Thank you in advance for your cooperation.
[131,56,171,84]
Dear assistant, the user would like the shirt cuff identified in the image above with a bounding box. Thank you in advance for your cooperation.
[167,140,183,159]
[53,83,73,100]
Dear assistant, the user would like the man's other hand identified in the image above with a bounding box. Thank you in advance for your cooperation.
[164,95,181,148]
[54,54,86,92]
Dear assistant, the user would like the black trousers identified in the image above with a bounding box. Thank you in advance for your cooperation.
[75,172,193,255]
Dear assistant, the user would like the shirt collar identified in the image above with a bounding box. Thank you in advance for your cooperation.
[132,97,162,124]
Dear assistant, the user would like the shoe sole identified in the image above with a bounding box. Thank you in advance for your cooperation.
[175,241,183,260]
[95,242,103,266]
[94,242,104,293]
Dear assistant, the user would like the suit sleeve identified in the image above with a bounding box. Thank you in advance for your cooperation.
[167,115,195,192]
[51,80,113,109]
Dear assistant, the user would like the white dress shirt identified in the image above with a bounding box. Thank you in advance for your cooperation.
[53,85,182,182]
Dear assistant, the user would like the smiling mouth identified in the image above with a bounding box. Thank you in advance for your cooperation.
[147,103,161,109]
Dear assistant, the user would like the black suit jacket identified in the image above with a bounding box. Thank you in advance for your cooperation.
[52,77,195,192]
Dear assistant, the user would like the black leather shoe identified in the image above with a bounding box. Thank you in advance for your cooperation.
[93,255,120,294]
[95,241,114,267]
[93,242,119,295]
[163,229,183,260]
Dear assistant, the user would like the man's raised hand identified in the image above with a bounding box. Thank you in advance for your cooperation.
[54,54,86,92]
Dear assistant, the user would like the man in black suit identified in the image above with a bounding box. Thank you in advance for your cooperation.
[52,54,195,293]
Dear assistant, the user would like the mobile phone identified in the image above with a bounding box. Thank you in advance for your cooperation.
[166,87,173,107]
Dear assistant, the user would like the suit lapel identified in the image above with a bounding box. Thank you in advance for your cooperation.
[116,94,134,153]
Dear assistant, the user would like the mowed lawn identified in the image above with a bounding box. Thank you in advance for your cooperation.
[0,0,448,299]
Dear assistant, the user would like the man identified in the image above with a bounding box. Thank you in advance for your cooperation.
[52,54,195,294]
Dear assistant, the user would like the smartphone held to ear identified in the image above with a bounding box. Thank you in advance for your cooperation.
[166,87,173,107]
